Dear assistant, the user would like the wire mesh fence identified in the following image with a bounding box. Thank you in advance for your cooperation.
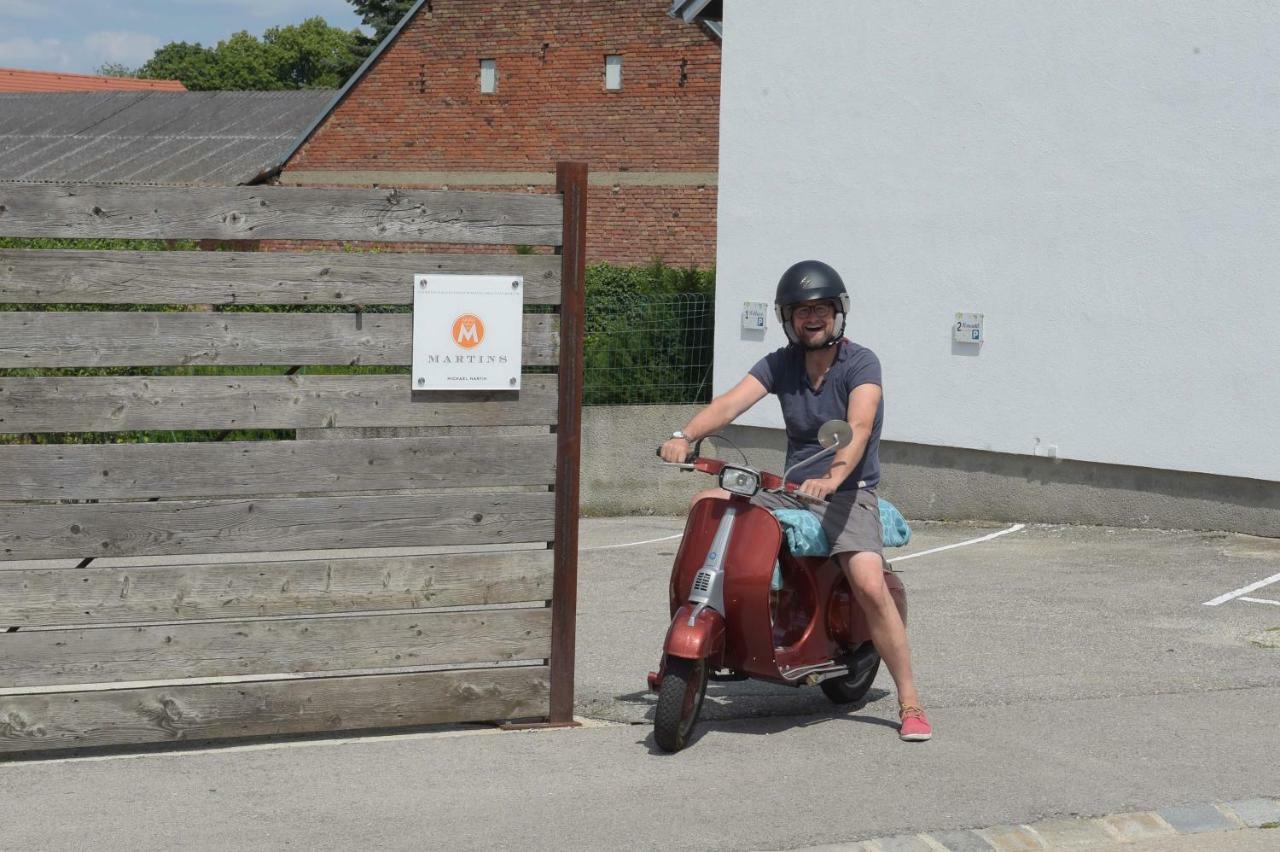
[584,291,714,405]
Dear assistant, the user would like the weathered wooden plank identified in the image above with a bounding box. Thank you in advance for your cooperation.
[0,491,555,560]
[0,435,556,501]
[0,608,551,687]
[0,312,559,368]
[0,666,550,754]
[0,184,563,245]
[0,250,561,305]
[0,551,554,628]
[296,425,549,440]
[0,373,558,433]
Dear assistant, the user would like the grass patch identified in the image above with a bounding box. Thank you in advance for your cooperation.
[0,237,197,251]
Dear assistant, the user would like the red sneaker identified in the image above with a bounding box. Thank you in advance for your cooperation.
[899,704,932,742]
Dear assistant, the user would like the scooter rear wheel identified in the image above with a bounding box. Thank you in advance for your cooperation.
[654,655,709,752]
[819,643,881,705]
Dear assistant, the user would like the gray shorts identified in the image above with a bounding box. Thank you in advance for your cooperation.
[751,487,883,557]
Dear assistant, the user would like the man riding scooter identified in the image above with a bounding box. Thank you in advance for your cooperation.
[659,260,932,742]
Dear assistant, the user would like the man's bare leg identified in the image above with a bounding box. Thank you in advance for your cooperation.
[839,550,920,707]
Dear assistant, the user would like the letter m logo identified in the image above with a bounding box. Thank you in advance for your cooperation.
[451,314,485,349]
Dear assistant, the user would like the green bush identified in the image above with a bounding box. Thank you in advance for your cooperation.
[583,262,715,406]
[585,260,714,300]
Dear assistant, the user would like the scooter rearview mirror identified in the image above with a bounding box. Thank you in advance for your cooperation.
[781,423,850,485]
[818,420,853,449]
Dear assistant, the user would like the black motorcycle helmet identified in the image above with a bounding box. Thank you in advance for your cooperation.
[774,260,850,347]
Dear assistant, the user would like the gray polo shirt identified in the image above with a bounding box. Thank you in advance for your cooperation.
[748,338,883,491]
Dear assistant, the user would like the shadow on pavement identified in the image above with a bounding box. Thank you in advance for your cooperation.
[635,696,901,755]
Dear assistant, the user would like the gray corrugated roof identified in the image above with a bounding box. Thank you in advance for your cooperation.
[0,90,335,185]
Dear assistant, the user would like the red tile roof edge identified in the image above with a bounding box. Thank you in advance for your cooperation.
[0,67,186,92]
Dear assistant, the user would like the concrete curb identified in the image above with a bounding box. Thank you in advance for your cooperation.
[776,797,1280,851]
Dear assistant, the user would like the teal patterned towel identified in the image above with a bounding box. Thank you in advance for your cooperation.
[771,497,912,557]
[879,498,912,547]
[771,509,830,556]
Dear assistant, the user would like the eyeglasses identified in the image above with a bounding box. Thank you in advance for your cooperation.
[792,303,834,319]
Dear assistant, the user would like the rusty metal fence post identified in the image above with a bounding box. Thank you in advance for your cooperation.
[549,161,587,724]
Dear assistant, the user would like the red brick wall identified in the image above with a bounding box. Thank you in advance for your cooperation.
[281,0,720,266]
[590,183,715,267]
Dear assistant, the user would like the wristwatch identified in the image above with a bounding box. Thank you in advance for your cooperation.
[672,430,690,441]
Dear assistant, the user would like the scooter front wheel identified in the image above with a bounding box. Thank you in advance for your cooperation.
[654,655,709,752]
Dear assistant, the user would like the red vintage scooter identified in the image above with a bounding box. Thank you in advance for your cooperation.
[648,420,907,752]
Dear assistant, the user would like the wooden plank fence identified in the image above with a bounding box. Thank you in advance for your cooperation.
[0,167,586,755]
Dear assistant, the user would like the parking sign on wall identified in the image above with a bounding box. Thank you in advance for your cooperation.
[412,274,524,390]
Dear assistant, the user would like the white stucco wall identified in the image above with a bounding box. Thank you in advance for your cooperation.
[714,0,1280,482]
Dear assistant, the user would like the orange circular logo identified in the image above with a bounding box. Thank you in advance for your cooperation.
[451,314,485,349]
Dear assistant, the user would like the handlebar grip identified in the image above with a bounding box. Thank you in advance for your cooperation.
[786,482,830,506]
[655,447,698,464]
[656,438,703,465]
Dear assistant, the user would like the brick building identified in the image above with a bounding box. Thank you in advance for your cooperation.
[277,0,721,266]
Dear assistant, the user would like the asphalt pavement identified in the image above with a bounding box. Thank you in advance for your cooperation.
[1,518,1277,850]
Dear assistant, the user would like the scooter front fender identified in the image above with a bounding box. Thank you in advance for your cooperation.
[664,604,726,663]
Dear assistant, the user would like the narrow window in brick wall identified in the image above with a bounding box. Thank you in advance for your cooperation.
[604,54,623,91]
[480,59,497,93]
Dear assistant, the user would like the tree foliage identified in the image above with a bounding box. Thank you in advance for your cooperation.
[347,0,417,57]
[94,62,137,77]
[137,17,363,90]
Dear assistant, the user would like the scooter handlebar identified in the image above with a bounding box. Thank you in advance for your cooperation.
[654,436,706,466]
[655,447,826,502]
[765,477,828,505]
[654,447,698,465]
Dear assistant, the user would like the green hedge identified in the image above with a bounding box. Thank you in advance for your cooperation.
[585,261,714,299]
[584,262,715,406]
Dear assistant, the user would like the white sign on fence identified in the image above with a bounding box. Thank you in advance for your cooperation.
[412,274,524,390]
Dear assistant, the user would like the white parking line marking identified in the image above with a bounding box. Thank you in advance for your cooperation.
[1203,570,1280,606]
[583,524,1033,558]
[893,524,1026,563]
[1239,596,1280,607]
[581,533,683,552]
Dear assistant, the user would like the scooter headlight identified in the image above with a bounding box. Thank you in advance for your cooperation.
[719,465,761,497]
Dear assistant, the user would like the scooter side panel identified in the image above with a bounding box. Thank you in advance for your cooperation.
[718,503,786,681]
